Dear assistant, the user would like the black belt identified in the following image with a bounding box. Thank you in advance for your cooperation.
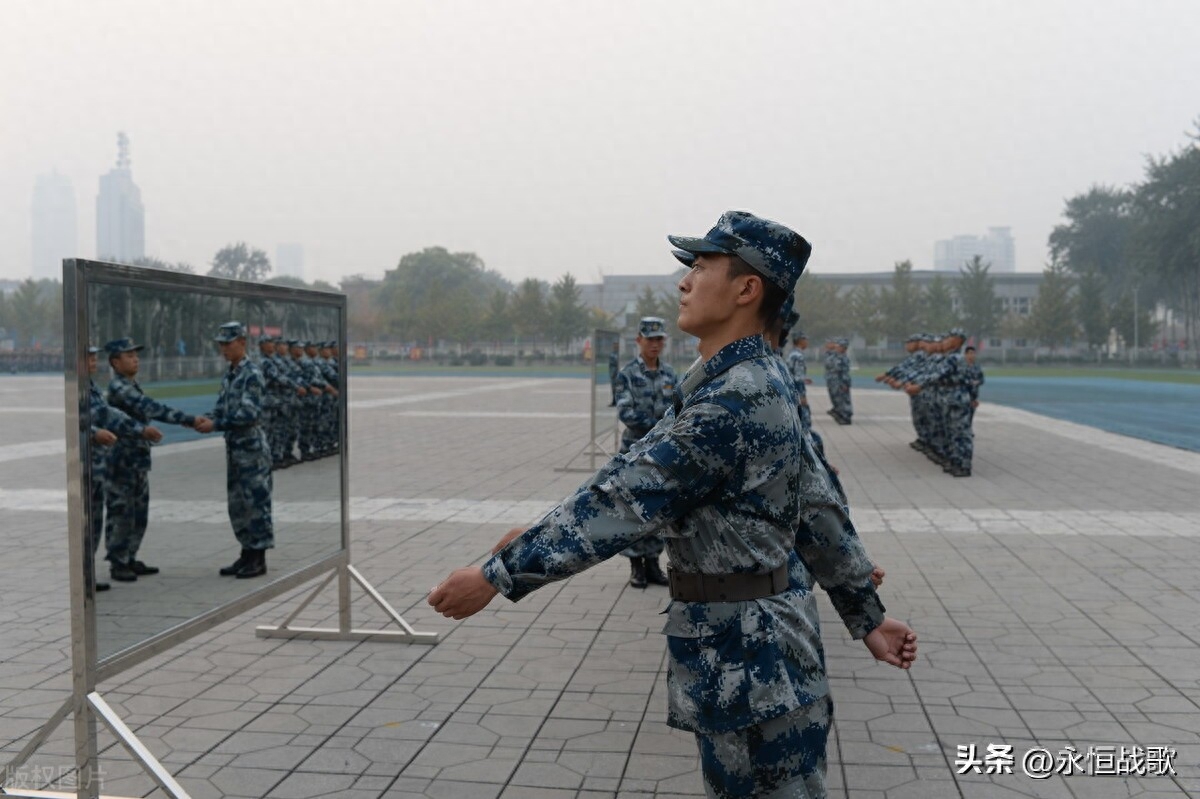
[668,564,790,602]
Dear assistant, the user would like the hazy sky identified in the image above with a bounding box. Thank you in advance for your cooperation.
[3,0,1198,286]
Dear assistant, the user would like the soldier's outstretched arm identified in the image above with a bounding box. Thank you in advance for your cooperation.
[112,381,196,427]
[429,401,740,618]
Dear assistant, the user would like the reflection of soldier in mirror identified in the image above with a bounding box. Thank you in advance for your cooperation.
[615,316,677,589]
[103,337,205,583]
[86,346,163,592]
[259,335,305,470]
[310,340,340,458]
[274,338,307,466]
[293,340,328,462]
[317,340,341,457]
[195,322,274,578]
[607,341,620,406]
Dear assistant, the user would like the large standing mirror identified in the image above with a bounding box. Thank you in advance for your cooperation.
[67,260,348,670]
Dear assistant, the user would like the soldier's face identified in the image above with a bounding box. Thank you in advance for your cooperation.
[676,254,739,338]
[219,338,247,363]
[290,347,303,358]
[798,337,808,350]
[112,351,139,377]
[637,335,664,361]
[87,353,98,374]
[966,350,976,364]
[305,347,318,357]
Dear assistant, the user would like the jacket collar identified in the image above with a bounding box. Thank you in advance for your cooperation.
[679,334,769,401]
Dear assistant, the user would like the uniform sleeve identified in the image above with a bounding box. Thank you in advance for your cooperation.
[112,381,195,426]
[212,371,264,431]
[483,400,742,601]
[93,402,145,439]
[794,502,886,639]
[305,362,329,388]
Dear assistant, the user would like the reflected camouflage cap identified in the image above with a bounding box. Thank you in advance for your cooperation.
[214,322,246,343]
[668,210,812,294]
[946,326,967,339]
[257,334,275,345]
[103,337,144,355]
[287,339,303,348]
[87,345,101,355]
[834,337,850,348]
[638,317,667,339]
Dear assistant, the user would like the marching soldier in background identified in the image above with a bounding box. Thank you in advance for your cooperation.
[87,346,161,592]
[196,322,275,578]
[824,336,853,424]
[430,210,916,798]
[906,328,972,476]
[104,337,203,582]
[614,316,677,588]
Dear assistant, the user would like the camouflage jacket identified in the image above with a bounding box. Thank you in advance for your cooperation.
[608,351,619,381]
[825,351,851,382]
[88,380,144,479]
[615,355,677,446]
[294,355,328,391]
[917,350,970,395]
[483,335,884,734]
[256,354,294,408]
[106,375,196,472]
[786,348,808,399]
[964,362,985,401]
[317,356,339,388]
[209,357,267,445]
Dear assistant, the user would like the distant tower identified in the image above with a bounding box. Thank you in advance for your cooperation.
[96,131,145,263]
[275,243,305,280]
[31,171,78,280]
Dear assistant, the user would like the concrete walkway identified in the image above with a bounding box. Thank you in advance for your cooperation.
[2,374,1198,798]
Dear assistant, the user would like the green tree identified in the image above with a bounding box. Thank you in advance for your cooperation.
[878,260,925,342]
[546,273,589,352]
[209,242,272,282]
[1049,185,1135,302]
[634,286,662,320]
[1075,270,1109,351]
[791,274,844,342]
[1108,290,1160,351]
[510,278,548,344]
[1026,262,1077,350]
[845,284,882,344]
[956,256,999,339]
[478,289,511,344]
[8,279,47,347]
[924,275,957,332]
[378,247,507,345]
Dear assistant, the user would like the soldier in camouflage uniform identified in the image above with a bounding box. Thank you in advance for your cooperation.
[255,336,288,470]
[615,317,678,588]
[291,340,328,461]
[103,337,203,582]
[965,344,985,426]
[316,341,341,457]
[607,341,620,406]
[906,329,971,476]
[86,346,162,592]
[788,328,813,433]
[430,211,916,799]
[274,338,305,466]
[196,323,275,578]
[823,337,853,424]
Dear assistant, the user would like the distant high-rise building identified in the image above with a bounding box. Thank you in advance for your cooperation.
[934,227,1015,273]
[96,132,145,263]
[31,171,77,280]
[275,243,305,280]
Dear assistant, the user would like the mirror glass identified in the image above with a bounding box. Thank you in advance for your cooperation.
[84,279,343,663]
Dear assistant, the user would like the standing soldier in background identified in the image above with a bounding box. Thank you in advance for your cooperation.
[255,335,287,470]
[289,339,326,462]
[86,345,162,592]
[275,338,306,466]
[788,328,814,433]
[196,323,275,578]
[614,316,677,588]
[964,345,985,425]
[104,337,203,582]
[316,341,341,457]
[906,329,972,476]
[824,337,853,425]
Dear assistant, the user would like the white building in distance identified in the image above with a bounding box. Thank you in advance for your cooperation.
[934,227,1015,273]
[96,132,145,263]
[31,171,77,280]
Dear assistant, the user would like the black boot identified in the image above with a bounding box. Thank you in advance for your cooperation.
[236,549,267,579]
[220,548,252,576]
[643,556,669,586]
[628,557,647,589]
[110,562,137,582]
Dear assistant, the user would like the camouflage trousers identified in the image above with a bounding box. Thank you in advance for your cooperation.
[927,390,948,456]
[827,378,852,420]
[299,397,322,457]
[105,468,150,564]
[226,431,274,549]
[909,393,925,442]
[89,477,105,555]
[319,394,339,453]
[695,696,832,799]
[945,391,974,469]
[275,398,300,462]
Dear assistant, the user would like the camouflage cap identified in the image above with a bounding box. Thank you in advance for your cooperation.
[103,337,144,356]
[87,345,101,355]
[257,334,275,345]
[213,322,246,343]
[667,210,812,294]
[906,333,922,343]
[791,328,807,341]
[638,317,667,339]
[834,337,850,348]
[946,326,967,339]
[670,249,696,267]
[288,339,303,348]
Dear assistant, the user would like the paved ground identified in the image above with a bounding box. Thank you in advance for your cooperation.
[2,373,1200,798]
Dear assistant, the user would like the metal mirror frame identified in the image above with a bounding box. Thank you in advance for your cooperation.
[64,258,351,683]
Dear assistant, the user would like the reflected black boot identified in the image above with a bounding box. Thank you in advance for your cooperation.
[220,548,252,576]
[236,549,267,579]
[644,557,669,587]
[629,557,647,589]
